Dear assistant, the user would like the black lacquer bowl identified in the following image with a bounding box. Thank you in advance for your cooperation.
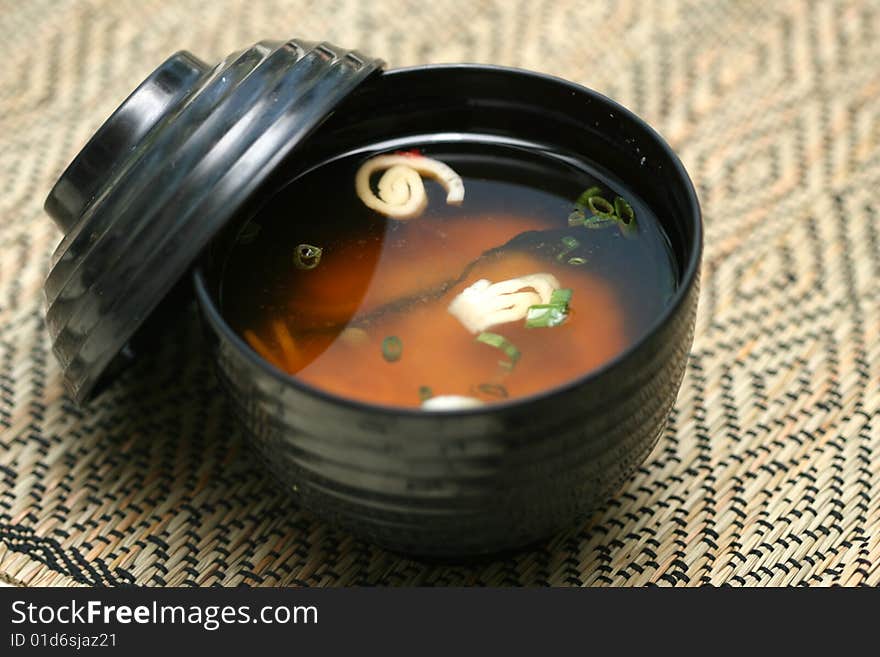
[193,66,702,557]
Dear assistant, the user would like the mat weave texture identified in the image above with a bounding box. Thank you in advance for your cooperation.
[1,0,879,586]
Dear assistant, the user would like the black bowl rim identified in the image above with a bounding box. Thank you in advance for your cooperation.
[192,62,703,419]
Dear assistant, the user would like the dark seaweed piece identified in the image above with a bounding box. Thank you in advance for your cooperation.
[351,227,594,327]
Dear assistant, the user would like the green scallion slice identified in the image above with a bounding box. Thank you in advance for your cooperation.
[550,288,573,306]
[528,306,564,328]
[614,196,638,239]
[568,210,586,226]
[475,332,521,369]
[381,336,403,362]
[418,385,433,401]
[525,304,567,328]
[293,243,323,270]
[575,186,603,208]
[614,196,635,224]
[568,256,587,265]
[525,288,573,328]
[587,195,616,217]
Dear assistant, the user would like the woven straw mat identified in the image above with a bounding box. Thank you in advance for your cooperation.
[1,0,879,587]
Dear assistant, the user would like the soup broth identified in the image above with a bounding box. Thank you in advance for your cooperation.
[220,141,677,409]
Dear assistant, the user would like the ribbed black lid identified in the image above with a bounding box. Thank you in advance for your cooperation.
[43,39,384,403]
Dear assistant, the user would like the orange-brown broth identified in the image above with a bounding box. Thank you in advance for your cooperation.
[242,212,626,407]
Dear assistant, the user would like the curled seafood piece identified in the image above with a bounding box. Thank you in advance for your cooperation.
[447,273,561,334]
[355,153,465,220]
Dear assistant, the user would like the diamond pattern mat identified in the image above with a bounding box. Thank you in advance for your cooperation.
[1,0,879,586]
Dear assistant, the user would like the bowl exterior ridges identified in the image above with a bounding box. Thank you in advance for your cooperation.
[207,274,697,557]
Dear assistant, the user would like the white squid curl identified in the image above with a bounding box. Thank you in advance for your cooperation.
[355,154,465,220]
[447,273,561,334]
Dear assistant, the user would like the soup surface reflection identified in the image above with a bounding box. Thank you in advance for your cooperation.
[221,142,677,409]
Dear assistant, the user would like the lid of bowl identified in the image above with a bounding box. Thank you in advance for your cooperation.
[43,39,384,404]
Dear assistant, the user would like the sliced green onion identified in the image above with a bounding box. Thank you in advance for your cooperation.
[294,243,323,269]
[587,195,616,217]
[614,196,635,224]
[525,304,568,328]
[526,288,573,328]
[568,256,588,265]
[573,186,637,237]
[381,335,403,362]
[614,196,638,239]
[475,383,509,399]
[575,186,603,208]
[294,244,323,270]
[476,332,520,369]
[418,385,433,401]
[550,288,573,305]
